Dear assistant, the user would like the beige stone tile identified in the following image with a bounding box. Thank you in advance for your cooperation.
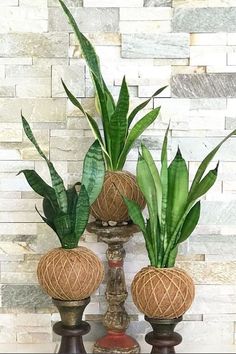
[120,21,171,34]
[190,46,226,66]
[52,65,85,98]
[191,33,227,46]
[0,98,66,123]
[0,223,37,235]
[120,7,172,21]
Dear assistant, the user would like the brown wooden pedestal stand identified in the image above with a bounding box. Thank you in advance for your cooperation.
[53,297,90,354]
[87,222,140,354]
[145,316,182,354]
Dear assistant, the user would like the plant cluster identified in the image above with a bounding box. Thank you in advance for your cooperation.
[124,127,236,268]
[59,0,166,171]
[19,116,105,249]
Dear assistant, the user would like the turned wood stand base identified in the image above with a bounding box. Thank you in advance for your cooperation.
[87,222,140,354]
[145,316,182,354]
[53,297,90,354]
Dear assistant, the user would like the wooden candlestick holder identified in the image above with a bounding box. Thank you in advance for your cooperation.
[53,297,90,354]
[87,222,140,354]
[145,316,182,354]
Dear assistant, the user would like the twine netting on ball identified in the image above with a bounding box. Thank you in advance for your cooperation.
[37,246,104,301]
[91,170,145,222]
[131,267,195,319]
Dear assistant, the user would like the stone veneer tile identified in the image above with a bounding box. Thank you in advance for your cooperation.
[171,73,236,98]
[144,0,172,5]
[0,98,66,123]
[173,8,236,33]
[49,8,119,33]
[2,285,51,308]
[0,33,68,58]
[122,33,189,59]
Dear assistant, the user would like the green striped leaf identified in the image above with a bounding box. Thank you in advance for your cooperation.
[18,169,57,208]
[117,106,161,170]
[123,197,146,234]
[22,115,68,214]
[22,115,48,161]
[137,154,158,262]
[110,76,129,167]
[160,126,169,251]
[128,86,167,127]
[81,140,105,205]
[75,184,90,242]
[59,0,103,88]
[189,163,218,202]
[141,143,162,222]
[35,205,57,235]
[61,79,85,115]
[190,129,236,195]
[178,201,201,244]
[167,148,189,236]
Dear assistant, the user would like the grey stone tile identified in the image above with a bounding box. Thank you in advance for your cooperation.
[0,33,69,58]
[122,33,189,59]
[144,0,172,6]
[49,8,119,33]
[226,117,236,130]
[171,74,236,98]
[173,8,236,33]
[2,285,52,309]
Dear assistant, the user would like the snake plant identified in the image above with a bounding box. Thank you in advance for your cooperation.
[124,127,236,268]
[58,0,166,171]
[18,115,105,249]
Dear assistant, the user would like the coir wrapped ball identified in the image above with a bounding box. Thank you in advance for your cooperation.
[131,267,195,319]
[37,246,104,300]
[91,170,145,222]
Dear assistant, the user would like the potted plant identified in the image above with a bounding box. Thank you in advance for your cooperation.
[58,0,167,223]
[19,115,105,301]
[124,127,236,319]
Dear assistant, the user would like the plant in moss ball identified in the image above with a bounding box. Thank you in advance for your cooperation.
[124,127,236,268]
[123,127,236,320]
[58,0,167,222]
[19,116,105,301]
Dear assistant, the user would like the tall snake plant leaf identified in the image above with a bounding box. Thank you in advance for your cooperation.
[81,140,105,205]
[110,76,129,167]
[189,129,236,196]
[167,148,189,236]
[117,106,161,170]
[18,169,57,209]
[74,184,90,242]
[92,73,111,153]
[66,183,80,230]
[61,79,85,115]
[22,115,68,214]
[128,86,167,128]
[61,80,110,162]
[160,126,169,252]
[189,163,219,203]
[178,201,201,244]
[59,0,115,115]
[137,154,158,262]
[141,143,162,223]
[58,0,103,87]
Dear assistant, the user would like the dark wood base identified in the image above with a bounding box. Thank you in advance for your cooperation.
[53,297,90,354]
[145,316,182,354]
[93,331,140,354]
